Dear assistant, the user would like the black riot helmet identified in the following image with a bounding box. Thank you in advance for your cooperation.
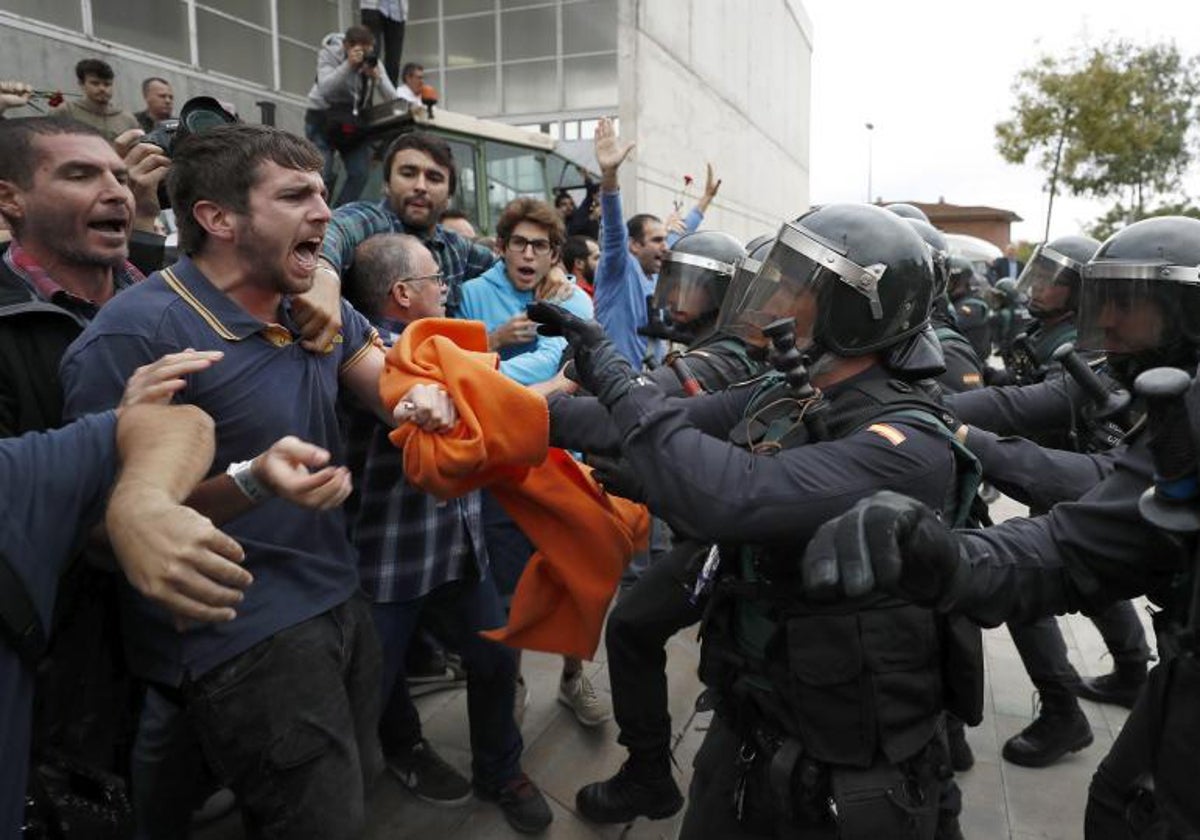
[715,234,776,335]
[648,230,744,342]
[1077,216,1200,381]
[884,202,931,224]
[725,203,935,357]
[992,277,1022,307]
[905,218,950,298]
[1017,234,1100,319]
[947,255,978,301]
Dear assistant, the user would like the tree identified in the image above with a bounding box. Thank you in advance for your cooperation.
[996,40,1200,223]
[1087,199,1200,241]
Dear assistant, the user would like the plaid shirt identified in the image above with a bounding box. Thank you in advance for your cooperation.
[341,317,487,603]
[5,240,142,319]
[322,200,496,314]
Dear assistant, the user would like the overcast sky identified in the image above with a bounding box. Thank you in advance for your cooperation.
[804,0,1200,242]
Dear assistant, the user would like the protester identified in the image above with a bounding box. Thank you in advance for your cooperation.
[53,58,139,141]
[134,77,174,132]
[360,0,407,88]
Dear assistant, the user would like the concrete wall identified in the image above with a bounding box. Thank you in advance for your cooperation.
[0,14,310,137]
[617,0,812,244]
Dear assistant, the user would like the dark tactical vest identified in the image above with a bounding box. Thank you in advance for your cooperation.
[664,331,769,394]
[1003,319,1077,385]
[933,325,985,393]
[702,374,983,769]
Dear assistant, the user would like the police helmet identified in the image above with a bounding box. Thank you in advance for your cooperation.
[1077,216,1200,378]
[715,235,776,334]
[650,230,744,340]
[1017,234,1100,318]
[906,219,950,298]
[726,203,935,356]
[947,256,978,300]
[884,202,931,224]
[992,277,1022,307]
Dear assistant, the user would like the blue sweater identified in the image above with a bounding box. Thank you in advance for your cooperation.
[458,260,594,385]
[593,189,701,367]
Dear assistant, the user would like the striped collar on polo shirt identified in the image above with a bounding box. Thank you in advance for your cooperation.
[160,256,313,347]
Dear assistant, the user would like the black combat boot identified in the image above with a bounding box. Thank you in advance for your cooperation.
[575,757,683,824]
[1074,662,1148,710]
[1002,685,1093,767]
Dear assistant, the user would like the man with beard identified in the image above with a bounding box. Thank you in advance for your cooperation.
[60,124,460,838]
[562,234,598,297]
[320,132,496,314]
[53,58,139,142]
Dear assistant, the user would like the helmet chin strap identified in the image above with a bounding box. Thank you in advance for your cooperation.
[1107,341,1200,387]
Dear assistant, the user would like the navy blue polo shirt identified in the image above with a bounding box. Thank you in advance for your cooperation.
[0,412,117,836]
[60,256,379,686]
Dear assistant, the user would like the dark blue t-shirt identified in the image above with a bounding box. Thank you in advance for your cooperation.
[60,257,379,685]
[0,412,117,837]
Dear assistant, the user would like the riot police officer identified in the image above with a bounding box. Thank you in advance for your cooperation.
[798,215,1200,838]
[904,219,986,395]
[988,276,1030,361]
[531,203,979,839]
[947,257,992,362]
[993,235,1100,386]
[546,235,772,825]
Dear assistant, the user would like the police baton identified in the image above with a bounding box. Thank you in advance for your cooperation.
[1051,342,1131,422]
[1134,367,1200,648]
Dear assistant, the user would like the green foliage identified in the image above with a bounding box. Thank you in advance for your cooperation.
[1086,199,1200,241]
[996,40,1200,217]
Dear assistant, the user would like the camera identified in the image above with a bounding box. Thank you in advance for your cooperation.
[136,96,236,208]
[364,51,379,69]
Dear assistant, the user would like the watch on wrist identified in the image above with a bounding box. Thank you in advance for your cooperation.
[225,459,273,504]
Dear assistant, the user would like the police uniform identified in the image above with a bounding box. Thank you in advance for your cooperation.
[532,204,980,838]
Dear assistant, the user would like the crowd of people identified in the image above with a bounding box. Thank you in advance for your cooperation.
[1,16,1200,840]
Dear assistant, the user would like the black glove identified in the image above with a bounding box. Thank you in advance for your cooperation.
[587,454,647,504]
[801,490,964,606]
[527,301,642,406]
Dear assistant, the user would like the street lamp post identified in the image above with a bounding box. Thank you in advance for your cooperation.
[865,122,875,203]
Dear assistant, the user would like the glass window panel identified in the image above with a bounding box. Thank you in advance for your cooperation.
[278,0,341,46]
[563,120,578,140]
[197,0,268,27]
[92,0,188,58]
[409,0,439,21]
[280,40,320,96]
[445,0,494,14]
[563,53,616,110]
[444,14,495,67]
[443,137,481,232]
[406,20,441,69]
[197,10,272,86]
[499,0,554,8]
[501,7,555,61]
[563,0,616,55]
[2,0,81,29]
[485,140,547,225]
[443,65,497,114]
[502,59,557,114]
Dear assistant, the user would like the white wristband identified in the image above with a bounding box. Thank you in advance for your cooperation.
[226,459,273,504]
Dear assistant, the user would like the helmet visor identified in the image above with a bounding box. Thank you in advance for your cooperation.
[1076,262,1199,354]
[715,255,762,331]
[651,252,731,327]
[724,221,884,349]
[1017,244,1081,316]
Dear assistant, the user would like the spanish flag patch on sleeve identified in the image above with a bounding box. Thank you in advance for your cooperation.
[867,423,907,446]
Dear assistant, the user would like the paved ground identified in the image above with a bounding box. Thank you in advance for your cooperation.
[200,494,1151,839]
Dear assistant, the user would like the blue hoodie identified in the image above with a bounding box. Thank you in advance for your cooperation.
[457,260,595,386]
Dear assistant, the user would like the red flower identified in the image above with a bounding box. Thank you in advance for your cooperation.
[47,91,63,108]
[683,174,694,186]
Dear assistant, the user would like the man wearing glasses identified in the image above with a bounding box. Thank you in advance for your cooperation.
[457,197,593,386]
[341,232,554,833]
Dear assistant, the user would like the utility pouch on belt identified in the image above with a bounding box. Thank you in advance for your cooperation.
[830,759,937,840]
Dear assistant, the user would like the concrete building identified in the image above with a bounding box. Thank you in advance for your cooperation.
[0,0,812,241]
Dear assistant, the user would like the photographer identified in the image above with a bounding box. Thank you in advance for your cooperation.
[305,25,397,207]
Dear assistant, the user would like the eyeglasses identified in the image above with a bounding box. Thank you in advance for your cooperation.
[505,235,553,256]
[402,272,446,287]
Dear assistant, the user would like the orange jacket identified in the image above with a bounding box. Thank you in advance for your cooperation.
[379,318,648,659]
